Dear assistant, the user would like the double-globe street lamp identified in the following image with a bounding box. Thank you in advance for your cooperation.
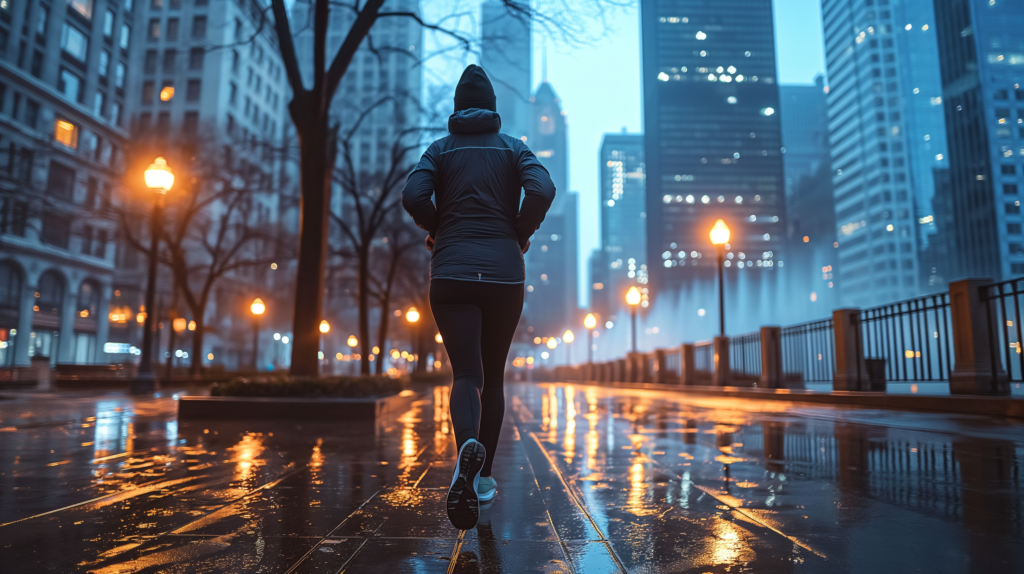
[710,219,731,336]
[625,286,641,354]
[137,158,174,389]
[250,298,266,370]
[583,313,597,364]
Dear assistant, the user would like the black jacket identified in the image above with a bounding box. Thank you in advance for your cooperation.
[401,109,556,284]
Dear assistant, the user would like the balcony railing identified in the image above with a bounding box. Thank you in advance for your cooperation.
[984,277,1024,382]
[781,318,834,383]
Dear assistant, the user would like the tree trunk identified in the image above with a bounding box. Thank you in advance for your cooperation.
[289,121,333,377]
[375,295,389,375]
[358,247,371,375]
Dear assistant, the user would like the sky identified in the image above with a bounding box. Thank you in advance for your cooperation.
[421,0,827,306]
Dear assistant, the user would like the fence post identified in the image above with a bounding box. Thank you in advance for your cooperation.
[949,278,1009,395]
[652,349,667,384]
[759,326,783,388]
[832,308,865,391]
[713,336,730,386]
[680,344,696,386]
[615,358,627,382]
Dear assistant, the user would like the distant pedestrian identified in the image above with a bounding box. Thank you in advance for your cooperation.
[402,64,556,530]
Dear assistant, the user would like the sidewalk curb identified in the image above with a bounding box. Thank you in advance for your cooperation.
[539,381,1024,419]
[177,390,418,420]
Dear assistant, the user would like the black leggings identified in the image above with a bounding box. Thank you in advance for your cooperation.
[429,278,524,477]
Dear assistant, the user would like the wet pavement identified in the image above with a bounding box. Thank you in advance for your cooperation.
[1,383,1023,573]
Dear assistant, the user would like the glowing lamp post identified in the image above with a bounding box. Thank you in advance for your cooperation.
[584,313,597,364]
[137,158,174,388]
[250,298,265,370]
[626,286,641,354]
[710,219,731,336]
[406,307,422,373]
[319,320,330,334]
[563,329,575,364]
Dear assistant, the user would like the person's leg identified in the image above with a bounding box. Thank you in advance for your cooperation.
[477,282,524,477]
[429,280,484,451]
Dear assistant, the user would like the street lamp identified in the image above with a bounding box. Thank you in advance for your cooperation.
[406,307,421,373]
[563,329,575,364]
[137,157,174,388]
[584,313,597,364]
[319,320,330,334]
[710,219,731,336]
[626,286,641,353]
[250,297,265,370]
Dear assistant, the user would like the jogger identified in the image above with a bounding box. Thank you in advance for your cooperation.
[402,64,555,529]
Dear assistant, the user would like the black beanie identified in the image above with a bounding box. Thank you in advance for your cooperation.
[454,65,496,112]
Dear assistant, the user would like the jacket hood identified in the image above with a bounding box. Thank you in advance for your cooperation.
[448,109,502,134]
[454,65,496,112]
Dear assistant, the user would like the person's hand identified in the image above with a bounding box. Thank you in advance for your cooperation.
[425,235,435,252]
[521,239,531,254]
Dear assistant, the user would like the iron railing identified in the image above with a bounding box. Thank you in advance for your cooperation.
[983,277,1024,382]
[730,332,762,379]
[694,341,715,373]
[858,293,953,382]
[664,349,682,378]
[781,318,835,382]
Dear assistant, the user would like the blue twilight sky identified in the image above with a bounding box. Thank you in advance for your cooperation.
[419,0,827,305]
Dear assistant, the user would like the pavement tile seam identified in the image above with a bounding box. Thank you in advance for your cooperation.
[521,426,629,573]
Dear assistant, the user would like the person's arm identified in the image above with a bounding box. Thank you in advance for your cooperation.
[401,144,439,236]
[514,144,556,248]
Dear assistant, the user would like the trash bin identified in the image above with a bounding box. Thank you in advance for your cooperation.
[864,358,886,392]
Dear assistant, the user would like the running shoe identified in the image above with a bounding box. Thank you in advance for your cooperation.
[447,438,486,529]
[477,476,497,503]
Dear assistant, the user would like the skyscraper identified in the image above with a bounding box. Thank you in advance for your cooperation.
[820,0,949,307]
[592,132,645,318]
[640,0,787,292]
[0,0,137,366]
[524,81,577,343]
[480,0,531,140]
[933,0,1024,280]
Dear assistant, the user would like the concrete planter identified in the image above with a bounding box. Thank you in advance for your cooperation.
[177,390,417,420]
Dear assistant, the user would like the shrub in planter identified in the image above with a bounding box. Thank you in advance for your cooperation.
[211,375,403,398]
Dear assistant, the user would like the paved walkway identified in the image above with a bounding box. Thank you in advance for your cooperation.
[1,382,1023,572]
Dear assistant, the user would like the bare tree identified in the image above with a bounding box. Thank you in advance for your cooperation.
[118,142,284,376]
[266,0,610,376]
[366,208,422,374]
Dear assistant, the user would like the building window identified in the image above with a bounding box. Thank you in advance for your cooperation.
[231,50,239,73]
[54,119,79,149]
[1006,184,1020,195]
[142,81,154,103]
[183,111,198,134]
[191,16,206,39]
[46,161,76,199]
[147,18,160,40]
[93,91,105,116]
[157,111,170,131]
[84,177,99,209]
[115,62,126,88]
[31,51,44,77]
[111,101,121,126]
[124,0,133,11]
[138,112,152,131]
[186,78,200,101]
[150,0,163,8]
[0,198,29,237]
[188,47,203,69]
[1008,203,1021,214]
[162,48,176,72]
[36,6,48,37]
[227,114,235,135]
[40,213,71,249]
[1010,223,1023,235]
[23,99,40,129]
[167,18,178,40]
[120,24,130,50]
[229,82,237,105]
[81,225,94,254]
[98,49,109,77]
[58,68,83,102]
[94,229,107,257]
[70,0,94,19]
[103,10,114,37]
[61,24,89,62]
[144,49,157,73]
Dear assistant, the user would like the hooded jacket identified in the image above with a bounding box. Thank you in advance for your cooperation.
[401,108,556,284]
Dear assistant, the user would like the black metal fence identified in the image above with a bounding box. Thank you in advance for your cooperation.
[983,277,1024,382]
[730,332,762,378]
[664,349,682,378]
[694,341,715,373]
[858,293,953,382]
[781,318,835,382]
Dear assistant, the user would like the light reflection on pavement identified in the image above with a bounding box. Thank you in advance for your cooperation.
[0,382,1022,573]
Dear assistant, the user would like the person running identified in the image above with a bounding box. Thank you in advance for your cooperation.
[401,64,556,530]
